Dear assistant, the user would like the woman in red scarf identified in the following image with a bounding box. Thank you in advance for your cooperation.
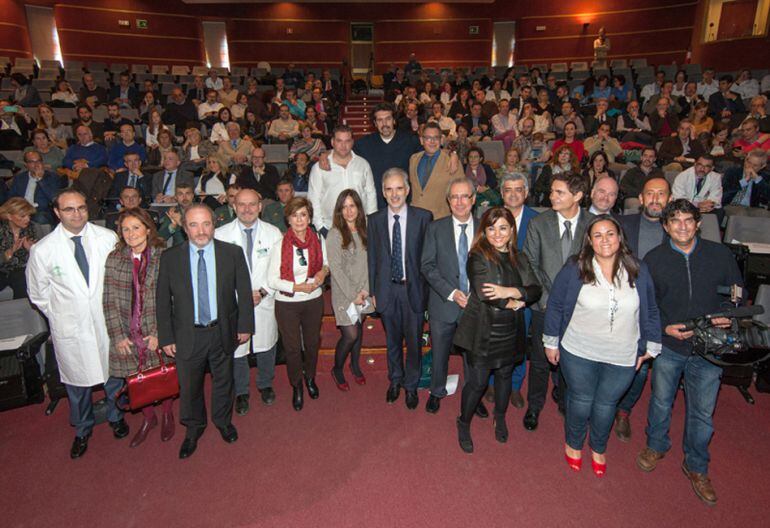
[103,208,174,447]
[267,197,329,411]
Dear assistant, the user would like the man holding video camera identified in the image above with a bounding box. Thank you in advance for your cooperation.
[637,199,743,506]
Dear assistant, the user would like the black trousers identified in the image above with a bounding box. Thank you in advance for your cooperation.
[429,318,469,398]
[526,310,566,414]
[176,325,233,439]
[380,284,423,391]
[0,268,28,299]
[460,361,515,424]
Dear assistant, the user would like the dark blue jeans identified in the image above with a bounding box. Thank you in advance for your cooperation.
[617,360,650,415]
[645,346,722,474]
[560,349,636,454]
[65,376,124,437]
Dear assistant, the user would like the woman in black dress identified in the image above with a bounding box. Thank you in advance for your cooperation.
[453,207,542,453]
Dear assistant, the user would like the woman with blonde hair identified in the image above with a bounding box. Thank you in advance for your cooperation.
[36,104,70,149]
[195,153,232,209]
[0,198,37,299]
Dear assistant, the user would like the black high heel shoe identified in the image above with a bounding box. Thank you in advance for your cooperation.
[456,417,474,454]
[493,414,509,443]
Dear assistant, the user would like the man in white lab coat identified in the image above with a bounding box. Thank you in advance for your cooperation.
[27,189,125,459]
[214,188,283,414]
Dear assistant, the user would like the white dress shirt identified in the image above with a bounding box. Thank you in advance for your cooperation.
[307,151,377,231]
[557,210,580,238]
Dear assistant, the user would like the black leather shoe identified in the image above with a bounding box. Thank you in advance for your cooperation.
[405,390,418,410]
[305,377,319,400]
[425,395,440,414]
[218,424,238,443]
[70,435,90,459]
[109,419,130,439]
[386,384,401,404]
[456,418,474,454]
[259,387,276,406]
[494,415,509,443]
[523,410,539,431]
[475,401,489,419]
[179,437,197,459]
[235,394,249,416]
[292,385,304,411]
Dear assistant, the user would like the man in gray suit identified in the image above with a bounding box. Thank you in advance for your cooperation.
[522,172,592,431]
[421,177,488,417]
[152,150,193,204]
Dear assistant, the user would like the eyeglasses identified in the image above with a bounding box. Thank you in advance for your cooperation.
[296,247,307,267]
[59,206,88,214]
[449,193,472,202]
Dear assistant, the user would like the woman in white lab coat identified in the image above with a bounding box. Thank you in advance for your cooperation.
[214,188,284,410]
[26,189,122,458]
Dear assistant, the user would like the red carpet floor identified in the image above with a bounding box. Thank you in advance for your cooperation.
[1,355,769,527]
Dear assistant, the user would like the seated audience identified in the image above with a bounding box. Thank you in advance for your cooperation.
[649,97,680,140]
[261,179,294,233]
[283,88,306,119]
[51,80,79,107]
[658,120,705,172]
[72,104,104,142]
[144,108,169,149]
[732,69,759,100]
[109,72,139,108]
[708,75,746,122]
[145,129,179,172]
[187,75,207,106]
[163,88,198,132]
[620,147,665,200]
[533,146,580,207]
[78,73,108,108]
[588,176,620,216]
[197,89,224,128]
[552,121,586,162]
[108,152,153,207]
[583,151,615,190]
[0,197,37,299]
[617,100,653,146]
[219,122,255,167]
[10,73,42,107]
[236,146,281,201]
[689,101,714,137]
[465,146,498,195]
[102,103,133,141]
[241,109,266,143]
[36,104,70,150]
[195,154,233,210]
[644,82,682,117]
[290,124,327,161]
[731,117,770,157]
[157,183,194,245]
[584,122,622,163]
[180,127,216,175]
[63,125,108,170]
[584,99,615,137]
[24,129,64,172]
[152,150,192,204]
[217,76,239,108]
[213,183,240,227]
[108,124,146,172]
[553,101,585,137]
[104,186,157,230]
[267,104,300,144]
[209,107,235,144]
[0,100,34,150]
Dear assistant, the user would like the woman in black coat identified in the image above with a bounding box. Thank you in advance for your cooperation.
[453,207,542,453]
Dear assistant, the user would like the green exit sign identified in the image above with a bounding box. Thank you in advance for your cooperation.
[136,19,148,29]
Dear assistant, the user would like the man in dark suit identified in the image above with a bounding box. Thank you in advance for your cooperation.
[157,203,254,459]
[152,150,193,204]
[109,72,139,108]
[104,186,159,231]
[421,177,487,417]
[658,120,705,171]
[722,150,770,208]
[108,152,153,208]
[522,172,592,431]
[235,147,280,201]
[9,150,64,224]
[707,75,746,120]
[368,167,433,409]
[614,176,671,442]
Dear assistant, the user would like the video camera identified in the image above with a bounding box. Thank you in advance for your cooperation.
[681,305,770,366]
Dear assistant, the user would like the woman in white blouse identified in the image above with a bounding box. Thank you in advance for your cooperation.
[267,197,329,411]
[195,153,231,210]
[543,215,661,477]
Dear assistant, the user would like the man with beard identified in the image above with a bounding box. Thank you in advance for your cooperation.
[613,177,671,442]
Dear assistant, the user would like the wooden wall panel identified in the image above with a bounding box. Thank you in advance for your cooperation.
[53,1,204,65]
[0,0,32,60]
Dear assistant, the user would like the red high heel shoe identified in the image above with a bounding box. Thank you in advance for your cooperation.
[353,373,366,386]
[331,369,350,392]
[565,453,582,472]
[591,457,607,477]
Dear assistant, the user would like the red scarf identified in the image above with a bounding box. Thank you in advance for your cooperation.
[280,228,322,287]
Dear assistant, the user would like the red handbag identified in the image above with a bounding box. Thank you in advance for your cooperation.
[117,350,179,411]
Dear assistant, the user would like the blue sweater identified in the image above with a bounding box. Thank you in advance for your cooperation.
[63,143,109,169]
[544,259,662,357]
[354,130,421,209]
[108,141,147,171]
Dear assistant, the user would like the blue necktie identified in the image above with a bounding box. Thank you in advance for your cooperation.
[71,236,89,285]
[458,223,469,293]
[244,228,253,269]
[391,214,404,282]
[197,249,211,324]
[231,139,238,150]
[418,154,437,189]
[162,172,173,195]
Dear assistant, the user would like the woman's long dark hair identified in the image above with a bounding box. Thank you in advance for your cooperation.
[576,214,639,288]
[470,206,517,267]
[332,189,368,250]
[115,208,165,251]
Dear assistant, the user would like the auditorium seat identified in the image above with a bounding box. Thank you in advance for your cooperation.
[87,61,107,72]
[171,65,191,76]
[629,58,648,69]
[151,65,169,75]
[610,59,628,69]
[109,63,128,75]
[550,63,568,73]
[754,285,770,326]
[724,216,770,244]
[699,214,721,243]
[477,140,505,167]
[192,66,208,76]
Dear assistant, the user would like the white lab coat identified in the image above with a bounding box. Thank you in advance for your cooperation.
[26,223,118,386]
[215,218,282,357]
[672,167,723,208]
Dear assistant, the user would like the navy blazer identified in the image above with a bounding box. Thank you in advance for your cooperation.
[109,85,140,107]
[516,205,539,251]
[9,170,65,213]
[108,171,153,207]
[367,205,433,314]
[543,259,662,356]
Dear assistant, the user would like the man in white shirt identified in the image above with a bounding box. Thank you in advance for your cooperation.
[215,189,283,414]
[26,189,122,459]
[197,89,223,127]
[672,154,723,214]
[640,71,665,104]
[308,125,377,236]
[589,176,619,215]
[426,101,457,141]
[697,68,719,101]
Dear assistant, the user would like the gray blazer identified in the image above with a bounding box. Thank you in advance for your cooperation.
[522,208,593,311]
[421,215,476,324]
[151,169,195,198]
[327,228,373,326]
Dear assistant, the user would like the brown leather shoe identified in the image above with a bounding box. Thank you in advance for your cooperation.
[484,386,495,403]
[682,462,717,506]
[510,390,525,409]
[636,447,665,472]
[161,411,175,442]
[614,411,631,442]
[130,415,158,448]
